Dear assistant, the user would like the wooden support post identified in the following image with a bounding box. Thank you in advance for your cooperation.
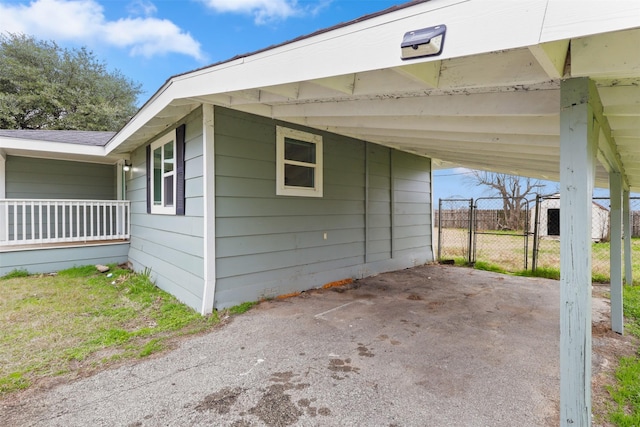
[624,189,633,285]
[201,103,217,315]
[560,78,597,426]
[610,171,623,334]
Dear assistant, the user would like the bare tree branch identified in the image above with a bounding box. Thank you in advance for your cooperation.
[465,171,545,230]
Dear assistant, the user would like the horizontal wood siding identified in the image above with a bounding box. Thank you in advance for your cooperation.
[126,109,205,311]
[368,144,391,263]
[213,107,433,308]
[0,243,129,276]
[392,151,432,259]
[6,156,115,199]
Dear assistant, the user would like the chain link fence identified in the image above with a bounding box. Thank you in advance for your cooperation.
[435,199,474,263]
[436,195,640,283]
[473,197,530,270]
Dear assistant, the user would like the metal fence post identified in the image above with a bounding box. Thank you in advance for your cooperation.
[532,194,541,272]
[468,198,474,265]
[524,198,529,270]
[438,198,442,261]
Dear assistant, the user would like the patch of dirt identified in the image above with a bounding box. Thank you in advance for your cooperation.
[243,370,322,427]
[328,358,359,374]
[195,386,245,414]
[248,384,302,426]
[357,344,375,357]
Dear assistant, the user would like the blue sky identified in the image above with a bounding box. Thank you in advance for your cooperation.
[0,0,609,200]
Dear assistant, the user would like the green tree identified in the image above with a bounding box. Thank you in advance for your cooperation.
[0,33,142,131]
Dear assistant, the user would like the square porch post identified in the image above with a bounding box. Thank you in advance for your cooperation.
[201,103,217,315]
[624,189,633,286]
[560,77,597,426]
[610,171,623,334]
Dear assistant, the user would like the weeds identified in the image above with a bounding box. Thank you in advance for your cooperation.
[1,269,29,280]
[228,301,257,315]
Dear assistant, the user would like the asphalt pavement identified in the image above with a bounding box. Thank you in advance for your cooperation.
[2,265,572,426]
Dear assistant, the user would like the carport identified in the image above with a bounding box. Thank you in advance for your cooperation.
[105,1,640,425]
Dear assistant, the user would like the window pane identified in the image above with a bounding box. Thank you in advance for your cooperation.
[164,141,174,173]
[285,164,314,188]
[164,175,174,207]
[285,138,315,163]
[153,147,162,205]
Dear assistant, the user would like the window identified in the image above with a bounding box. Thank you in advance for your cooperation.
[150,130,177,214]
[276,126,323,197]
[146,124,186,216]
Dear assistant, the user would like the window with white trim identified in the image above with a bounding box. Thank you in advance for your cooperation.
[150,130,177,214]
[276,126,323,197]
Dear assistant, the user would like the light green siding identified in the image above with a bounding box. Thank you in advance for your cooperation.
[213,107,433,308]
[126,109,205,311]
[6,156,115,199]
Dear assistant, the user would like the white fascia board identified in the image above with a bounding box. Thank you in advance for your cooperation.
[0,137,125,164]
[171,0,548,97]
[0,137,105,156]
[104,83,178,154]
[541,0,640,43]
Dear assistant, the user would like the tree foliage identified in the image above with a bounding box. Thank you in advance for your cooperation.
[467,171,545,230]
[0,33,143,131]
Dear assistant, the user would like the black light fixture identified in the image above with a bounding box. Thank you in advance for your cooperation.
[401,24,446,60]
[123,161,131,172]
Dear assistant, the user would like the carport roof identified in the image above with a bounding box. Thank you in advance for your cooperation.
[105,0,640,190]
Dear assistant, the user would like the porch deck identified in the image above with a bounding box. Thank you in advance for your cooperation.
[0,238,129,252]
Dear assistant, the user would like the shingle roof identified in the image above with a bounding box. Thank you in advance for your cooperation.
[0,130,115,146]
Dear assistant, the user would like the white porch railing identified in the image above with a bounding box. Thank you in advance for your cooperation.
[0,199,130,246]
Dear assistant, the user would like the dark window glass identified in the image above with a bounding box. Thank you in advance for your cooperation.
[164,142,174,173]
[285,138,315,163]
[284,164,314,188]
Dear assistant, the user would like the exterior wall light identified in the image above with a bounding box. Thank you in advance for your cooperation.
[401,24,446,60]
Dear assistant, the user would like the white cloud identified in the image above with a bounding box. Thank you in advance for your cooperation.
[127,0,158,17]
[0,0,203,60]
[200,0,299,24]
[103,18,202,59]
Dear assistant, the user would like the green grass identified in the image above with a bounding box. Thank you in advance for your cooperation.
[1,269,29,280]
[228,301,258,315]
[472,261,508,274]
[439,228,640,284]
[607,285,640,425]
[516,267,561,280]
[0,265,227,397]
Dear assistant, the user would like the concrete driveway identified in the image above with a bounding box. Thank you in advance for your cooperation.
[3,265,572,426]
